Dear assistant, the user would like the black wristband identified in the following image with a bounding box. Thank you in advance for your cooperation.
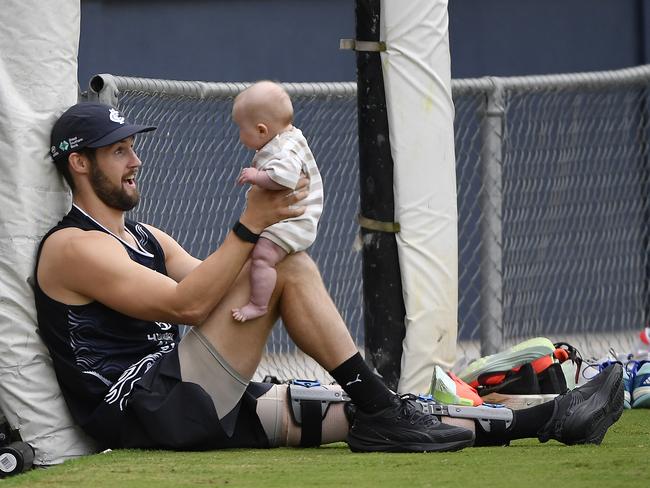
[232,221,260,244]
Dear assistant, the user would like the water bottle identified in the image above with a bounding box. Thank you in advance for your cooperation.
[0,441,34,478]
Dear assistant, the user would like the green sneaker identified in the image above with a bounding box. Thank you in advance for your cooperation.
[429,366,481,406]
[459,337,556,385]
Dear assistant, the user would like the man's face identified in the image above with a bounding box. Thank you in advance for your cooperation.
[89,137,142,211]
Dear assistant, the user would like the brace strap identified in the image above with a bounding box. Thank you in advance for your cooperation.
[299,400,322,447]
[487,419,507,434]
[287,382,351,448]
[339,39,386,52]
[358,214,401,233]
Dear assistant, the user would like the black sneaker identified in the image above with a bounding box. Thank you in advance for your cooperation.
[537,363,624,445]
[346,394,475,452]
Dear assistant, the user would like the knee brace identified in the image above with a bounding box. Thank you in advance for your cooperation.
[287,380,350,447]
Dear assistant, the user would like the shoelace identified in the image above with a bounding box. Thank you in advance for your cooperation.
[626,360,639,379]
[578,346,628,381]
[626,360,650,378]
[598,359,623,373]
[581,347,644,380]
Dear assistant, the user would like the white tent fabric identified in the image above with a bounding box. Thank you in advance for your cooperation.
[380,0,458,394]
[0,0,97,465]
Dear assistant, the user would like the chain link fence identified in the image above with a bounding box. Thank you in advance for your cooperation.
[86,64,650,380]
[453,65,650,364]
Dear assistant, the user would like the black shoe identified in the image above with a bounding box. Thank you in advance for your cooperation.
[346,394,475,453]
[537,363,624,445]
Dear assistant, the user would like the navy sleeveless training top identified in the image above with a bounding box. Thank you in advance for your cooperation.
[34,205,180,429]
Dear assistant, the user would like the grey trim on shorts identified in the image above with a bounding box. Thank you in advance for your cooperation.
[255,384,288,447]
[178,328,249,421]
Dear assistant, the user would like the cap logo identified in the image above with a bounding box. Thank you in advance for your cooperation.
[109,108,125,124]
[59,140,70,151]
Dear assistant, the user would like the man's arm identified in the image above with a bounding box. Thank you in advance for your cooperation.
[38,183,308,326]
[38,228,244,325]
[144,225,201,282]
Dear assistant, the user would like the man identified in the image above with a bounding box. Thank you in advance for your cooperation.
[36,102,623,452]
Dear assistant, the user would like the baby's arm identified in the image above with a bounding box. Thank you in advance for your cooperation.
[237,167,288,190]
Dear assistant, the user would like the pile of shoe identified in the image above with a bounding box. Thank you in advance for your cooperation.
[592,357,650,409]
[430,338,577,409]
[626,360,650,408]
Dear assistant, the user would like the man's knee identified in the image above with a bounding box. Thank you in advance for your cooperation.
[277,252,320,285]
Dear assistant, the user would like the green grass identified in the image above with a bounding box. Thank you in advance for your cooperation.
[4,410,649,487]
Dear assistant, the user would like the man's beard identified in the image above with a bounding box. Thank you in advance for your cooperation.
[89,161,140,211]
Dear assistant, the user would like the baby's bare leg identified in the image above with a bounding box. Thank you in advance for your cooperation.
[232,237,288,322]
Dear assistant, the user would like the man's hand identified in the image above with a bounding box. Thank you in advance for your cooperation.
[240,177,309,233]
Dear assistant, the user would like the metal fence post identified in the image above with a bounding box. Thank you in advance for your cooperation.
[87,74,119,106]
[479,79,505,355]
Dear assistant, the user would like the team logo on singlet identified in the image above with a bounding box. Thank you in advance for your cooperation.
[156,321,173,331]
[147,321,175,342]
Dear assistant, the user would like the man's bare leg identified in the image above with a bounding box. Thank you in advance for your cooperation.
[275,252,358,369]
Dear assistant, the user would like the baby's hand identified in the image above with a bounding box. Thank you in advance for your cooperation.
[238,167,258,185]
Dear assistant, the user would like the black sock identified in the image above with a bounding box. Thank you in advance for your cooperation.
[329,352,395,414]
[473,400,556,446]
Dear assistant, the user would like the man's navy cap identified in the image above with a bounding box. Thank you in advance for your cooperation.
[50,102,156,162]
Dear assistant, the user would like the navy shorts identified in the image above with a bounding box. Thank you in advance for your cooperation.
[83,347,273,450]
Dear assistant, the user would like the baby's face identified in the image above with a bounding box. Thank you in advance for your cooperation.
[235,118,264,151]
[232,104,269,151]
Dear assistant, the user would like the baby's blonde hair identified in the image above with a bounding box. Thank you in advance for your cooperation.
[234,80,294,129]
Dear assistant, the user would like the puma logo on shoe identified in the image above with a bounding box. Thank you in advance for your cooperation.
[346,374,362,386]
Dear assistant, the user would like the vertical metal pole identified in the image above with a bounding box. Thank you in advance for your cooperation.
[479,80,505,355]
[355,0,405,391]
[638,86,650,330]
[638,2,650,331]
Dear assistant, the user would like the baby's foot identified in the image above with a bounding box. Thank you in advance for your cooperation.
[231,303,268,322]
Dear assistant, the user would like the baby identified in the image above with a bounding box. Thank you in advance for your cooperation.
[231,80,323,322]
